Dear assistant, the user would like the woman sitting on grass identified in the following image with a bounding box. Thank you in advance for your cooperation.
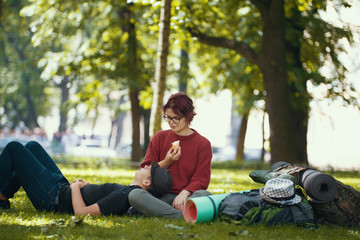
[128,92,212,218]
[0,140,172,216]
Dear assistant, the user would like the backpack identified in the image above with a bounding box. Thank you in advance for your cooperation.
[310,181,360,226]
[271,163,360,227]
[218,190,315,226]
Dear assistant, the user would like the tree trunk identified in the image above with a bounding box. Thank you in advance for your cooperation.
[24,92,39,129]
[235,112,249,162]
[129,85,141,164]
[23,74,39,129]
[10,101,25,128]
[179,41,189,92]
[57,76,70,133]
[109,114,124,149]
[258,0,298,164]
[124,5,142,164]
[292,107,308,163]
[9,26,40,129]
[142,108,151,157]
[285,8,310,164]
[109,95,126,149]
[150,0,172,136]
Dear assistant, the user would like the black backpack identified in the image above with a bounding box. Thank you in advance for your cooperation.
[218,190,315,226]
[269,163,360,226]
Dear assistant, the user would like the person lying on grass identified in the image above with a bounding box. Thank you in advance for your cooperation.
[0,141,172,216]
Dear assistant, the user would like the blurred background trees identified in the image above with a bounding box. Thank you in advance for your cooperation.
[0,0,359,165]
[0,0,51,129]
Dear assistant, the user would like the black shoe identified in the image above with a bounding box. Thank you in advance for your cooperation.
[0,200,10,209]
[127,207,142,217]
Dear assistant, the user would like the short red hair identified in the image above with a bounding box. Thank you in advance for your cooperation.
[163,92,197,124]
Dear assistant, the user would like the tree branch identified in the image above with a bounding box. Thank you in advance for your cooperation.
[187,27,261,66]
[250,0,268,12]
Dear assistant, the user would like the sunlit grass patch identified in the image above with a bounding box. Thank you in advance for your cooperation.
[331,177,360,191]
[1,164,359,240]
[0,212,55,227]
[209,169,263,193]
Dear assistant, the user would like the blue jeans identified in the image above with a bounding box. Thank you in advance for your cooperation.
[0,141,69,211]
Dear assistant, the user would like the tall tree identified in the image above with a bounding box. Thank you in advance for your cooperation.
[21,1,154,162]
[122,4,142,163]
[183,0,356,164]
[188,1,297,164]
[235,112,249,161]
[150,0,172,136]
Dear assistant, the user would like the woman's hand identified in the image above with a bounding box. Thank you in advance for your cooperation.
[172,190,191,211]
[160,147,181,168]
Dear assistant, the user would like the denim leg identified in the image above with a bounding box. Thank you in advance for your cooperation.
[25,141,66,177]
[0,141,68,211]
[2,141,61,198]
[1,172,21,199]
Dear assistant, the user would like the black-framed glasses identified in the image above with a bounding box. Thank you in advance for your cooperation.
[163,114,183,124]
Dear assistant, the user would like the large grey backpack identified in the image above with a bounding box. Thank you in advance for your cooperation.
[254,162,360,227]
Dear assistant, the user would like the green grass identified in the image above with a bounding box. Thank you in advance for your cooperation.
[0,164,359,240]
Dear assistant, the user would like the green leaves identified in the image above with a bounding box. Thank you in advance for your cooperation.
[0,0,51,128]
[1,0,359,150]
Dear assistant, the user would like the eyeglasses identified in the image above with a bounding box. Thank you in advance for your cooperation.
[163,114,183,124]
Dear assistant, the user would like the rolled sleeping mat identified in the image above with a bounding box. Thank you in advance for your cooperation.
[183,193,231,224]
[300,169,338,203]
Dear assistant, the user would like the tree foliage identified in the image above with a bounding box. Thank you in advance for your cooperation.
[178,0,358,163]
[0,0,358,164]
[0,0,51,130]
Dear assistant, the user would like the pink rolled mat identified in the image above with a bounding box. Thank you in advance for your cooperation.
[183,193,231,224]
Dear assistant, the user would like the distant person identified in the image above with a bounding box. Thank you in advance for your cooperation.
[128,92,212,218]
[0,141,172,216]
[61,128,79,149]
[51,131,65,154]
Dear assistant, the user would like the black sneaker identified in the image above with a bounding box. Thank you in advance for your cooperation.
[0,200,10,209]
[127,207,142,217]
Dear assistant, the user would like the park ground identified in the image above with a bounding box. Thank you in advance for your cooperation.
[0,162,359,240]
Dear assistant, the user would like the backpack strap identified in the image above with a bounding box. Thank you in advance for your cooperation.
[295,185,309,200]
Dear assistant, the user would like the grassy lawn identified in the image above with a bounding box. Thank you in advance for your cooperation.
[0,162,359,240]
